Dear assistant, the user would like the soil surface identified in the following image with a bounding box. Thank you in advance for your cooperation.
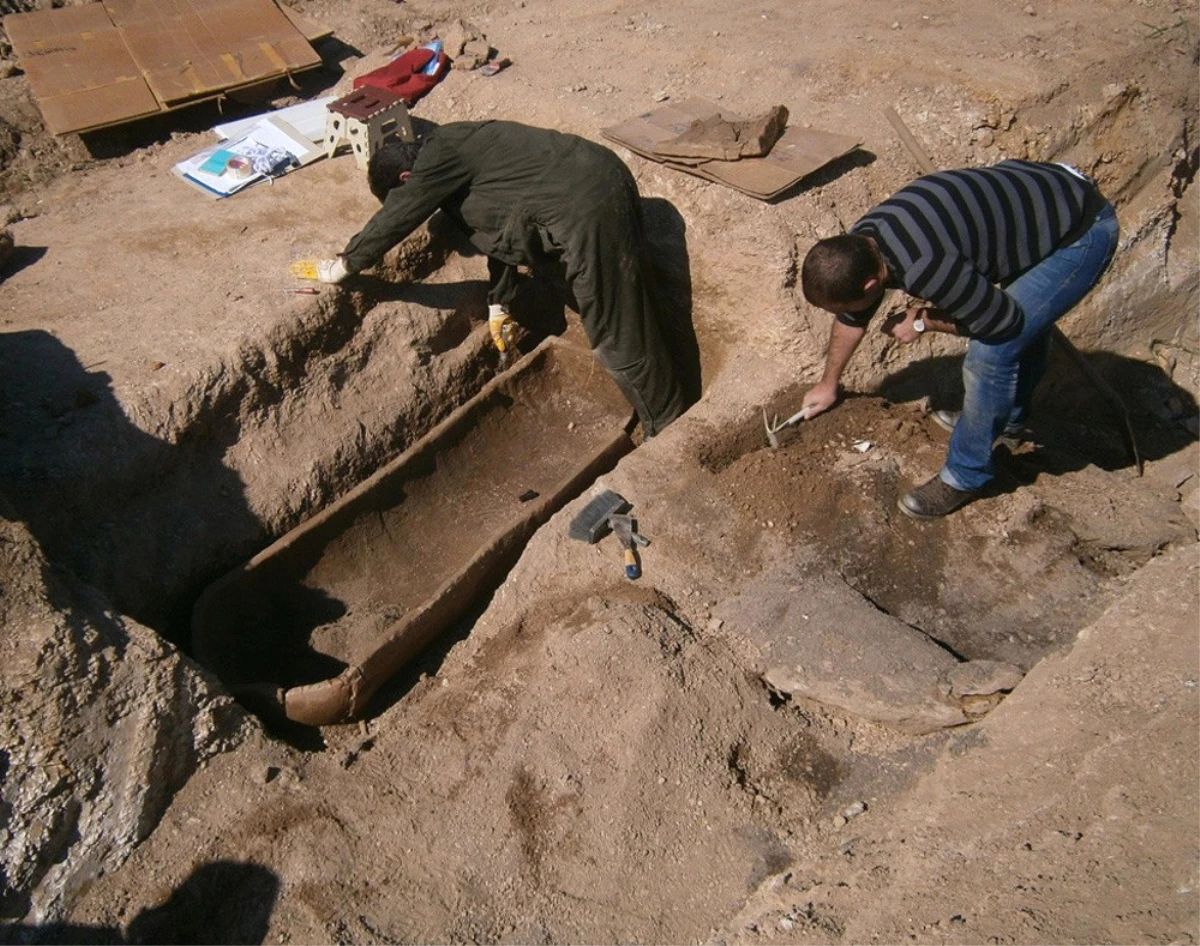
[0,0,1197,944]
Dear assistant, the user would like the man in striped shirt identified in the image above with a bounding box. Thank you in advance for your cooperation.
[800,159,1118,520]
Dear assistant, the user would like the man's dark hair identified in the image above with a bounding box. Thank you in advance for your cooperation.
[367,139,425,202]
[801,234,879,306]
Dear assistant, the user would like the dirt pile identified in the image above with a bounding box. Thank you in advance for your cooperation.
[0,510,250,923]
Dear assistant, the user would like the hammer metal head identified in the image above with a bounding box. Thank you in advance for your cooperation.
[568,490,631,543]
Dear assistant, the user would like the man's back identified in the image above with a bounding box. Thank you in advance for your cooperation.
[852,160,1099,338]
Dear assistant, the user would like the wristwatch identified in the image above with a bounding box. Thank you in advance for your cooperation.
[912,315,927,334]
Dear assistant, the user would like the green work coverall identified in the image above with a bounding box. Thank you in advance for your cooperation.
[340,120,685,436]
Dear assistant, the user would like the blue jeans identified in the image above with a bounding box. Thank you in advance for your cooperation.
[941,201,1119,492]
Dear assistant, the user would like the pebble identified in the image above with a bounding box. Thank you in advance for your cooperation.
[842,800,868,820]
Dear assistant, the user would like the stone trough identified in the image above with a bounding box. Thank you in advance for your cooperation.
[192,337,634,726]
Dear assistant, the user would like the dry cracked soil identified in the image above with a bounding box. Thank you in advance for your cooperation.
[0,0,1198,944]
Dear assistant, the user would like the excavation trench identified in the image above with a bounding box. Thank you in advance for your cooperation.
[193,336,634,726]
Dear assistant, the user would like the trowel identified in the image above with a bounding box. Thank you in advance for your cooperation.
[609,513,648,580]
[763,405,813,448]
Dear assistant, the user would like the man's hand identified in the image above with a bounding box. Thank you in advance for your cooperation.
[801,381,839,418]
[881,306,929,344]
[290,258,350,284]
[488,305,515,353]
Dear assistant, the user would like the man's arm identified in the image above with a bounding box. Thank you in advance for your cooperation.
[905,253,1022,341]
[803,320,866,416]
[339,179,449,274]
[882,305,960,343]
[339,137,471,274]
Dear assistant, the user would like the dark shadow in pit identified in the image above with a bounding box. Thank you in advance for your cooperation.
[877,348,1199,487]
[349,274,490,313]
[1,245,46,280]
[0,860,280,945]
[643,196,702,408]
[0,330,265,645]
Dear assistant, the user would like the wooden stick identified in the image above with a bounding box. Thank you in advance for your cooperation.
[884,107,937,175]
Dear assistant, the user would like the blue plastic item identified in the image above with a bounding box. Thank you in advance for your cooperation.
[421,39,443,74]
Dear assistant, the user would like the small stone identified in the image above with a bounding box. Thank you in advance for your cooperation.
[949,660,1025,697]
[1179,485,1198,526]
[1023,4,1036,13]
[276,766,301,788]
[842,800,867,820]
[833,815,847,828]
[890,21,901,29]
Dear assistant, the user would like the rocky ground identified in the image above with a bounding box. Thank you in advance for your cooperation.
[0,0,1197,943]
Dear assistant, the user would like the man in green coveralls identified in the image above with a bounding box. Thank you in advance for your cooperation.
[309,120,686,438]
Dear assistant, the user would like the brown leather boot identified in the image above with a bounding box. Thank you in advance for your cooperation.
[898,475,979,520]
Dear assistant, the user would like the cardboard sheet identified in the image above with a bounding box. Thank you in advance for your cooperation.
[602,98,861,200]
[5,0,324,136]
[213,96,336,144]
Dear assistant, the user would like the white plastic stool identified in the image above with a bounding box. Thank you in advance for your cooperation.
[324,87,414,171]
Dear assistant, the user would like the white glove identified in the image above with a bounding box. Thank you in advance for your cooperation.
[317,257,350,284]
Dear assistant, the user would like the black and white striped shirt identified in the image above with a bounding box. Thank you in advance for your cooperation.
[846,160,1098,340]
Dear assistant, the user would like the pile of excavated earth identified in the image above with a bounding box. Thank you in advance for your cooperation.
[1,0,1197,943]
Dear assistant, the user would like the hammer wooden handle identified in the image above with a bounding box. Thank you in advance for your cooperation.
[623,547,641,580]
